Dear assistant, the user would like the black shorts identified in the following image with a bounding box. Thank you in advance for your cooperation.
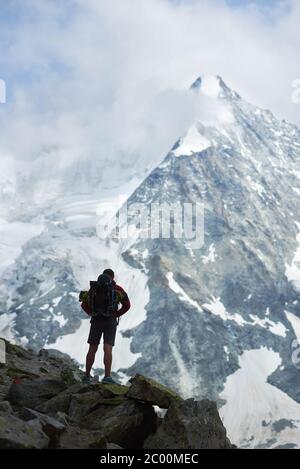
[88,317,117,347]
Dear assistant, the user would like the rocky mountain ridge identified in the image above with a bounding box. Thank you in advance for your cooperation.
[0,340,233,449]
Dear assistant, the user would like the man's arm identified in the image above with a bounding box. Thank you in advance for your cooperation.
[114,289,131,318]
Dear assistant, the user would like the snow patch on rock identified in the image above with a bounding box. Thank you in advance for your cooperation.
[202,297,248,327]
[286,311,300,342]
[173,126,210,157]
[166,272,202,313]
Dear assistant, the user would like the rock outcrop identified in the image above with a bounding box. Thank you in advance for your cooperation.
[144,398,232,449]
[0,340,234,449]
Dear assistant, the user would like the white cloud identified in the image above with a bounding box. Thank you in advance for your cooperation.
[0,0,299,185]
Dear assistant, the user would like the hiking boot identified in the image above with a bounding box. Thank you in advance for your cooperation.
[102,376,116,384]
[82,375,92,384]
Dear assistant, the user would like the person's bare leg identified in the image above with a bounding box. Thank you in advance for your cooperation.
[86,344,98,377]
[103,343,113,377]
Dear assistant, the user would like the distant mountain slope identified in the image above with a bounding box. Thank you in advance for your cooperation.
[110,75,300,447]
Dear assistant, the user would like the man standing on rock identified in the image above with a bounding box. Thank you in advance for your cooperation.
[80,268,131,384]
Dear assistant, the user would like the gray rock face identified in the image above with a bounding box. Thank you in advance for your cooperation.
[68,391,124,422]
[0,341,84,401]
[58,426,106,449]
[19,408,66,447]
[0,412,49,449]
[0,232,82,350]
[36,389,73,415]
[122,100,300,398]
[144,398,232,449]
[6,379,67,409]
[109,76,300,447]
[79,398,157,449]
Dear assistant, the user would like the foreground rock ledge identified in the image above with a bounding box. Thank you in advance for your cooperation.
[0,340,234,449]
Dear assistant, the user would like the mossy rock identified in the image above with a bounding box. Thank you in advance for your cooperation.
[126,374,182,409]
[80,398,157,448]
[0,413,49,449]
[69,391,126,423]
[6,367,39,379]
[85,383,129,398]
[93,397,125,406]
[4,341,19,354]
[4,341,33,360]
[60,369,78,386]
[89,436,107,449]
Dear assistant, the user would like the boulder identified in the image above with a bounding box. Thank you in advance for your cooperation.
[0,412,49,449]
[38,349,49,359]
[36,383,84,415]
[60,367,82,386]
[19,408,66,447]
[69,391,125,422]
[6,379,67,409]
[36,391,71,415]
[126,374,182,408]
[5,366,40,380]
[37,382,128,417]
[58,426,106,449]
[5,341,34,361]
[144,398,233,449]
[80,398,158,448]
[83,382,129,398]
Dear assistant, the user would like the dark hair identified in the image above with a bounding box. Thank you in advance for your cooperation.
[103,268,115,279]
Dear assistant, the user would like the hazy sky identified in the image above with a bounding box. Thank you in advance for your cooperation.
[226,0,281,6]
[0,0,299,174]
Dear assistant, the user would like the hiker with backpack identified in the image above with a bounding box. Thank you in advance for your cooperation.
[79,268,131,384]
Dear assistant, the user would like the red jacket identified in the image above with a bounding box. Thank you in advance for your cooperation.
[81,280,131,318]
[112,281,131,318]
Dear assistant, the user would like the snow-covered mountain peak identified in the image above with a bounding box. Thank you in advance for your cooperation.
[170,75,241,158]
[191,74,240,101]
[171,72,300,166]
